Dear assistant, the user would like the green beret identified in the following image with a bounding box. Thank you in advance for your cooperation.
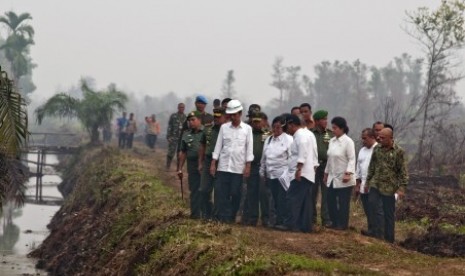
[187,110,202,119]
[313,110,328,120]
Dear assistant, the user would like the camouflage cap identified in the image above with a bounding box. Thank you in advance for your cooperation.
[187,110,202,119]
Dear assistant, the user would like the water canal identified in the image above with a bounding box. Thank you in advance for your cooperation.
[0,153,62,275]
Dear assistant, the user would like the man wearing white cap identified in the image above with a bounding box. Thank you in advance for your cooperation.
[210,99,254,223]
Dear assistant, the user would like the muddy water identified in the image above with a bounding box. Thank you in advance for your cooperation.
[0,153,62,275]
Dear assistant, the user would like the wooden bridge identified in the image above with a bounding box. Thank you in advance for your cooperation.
[21,132,80,205]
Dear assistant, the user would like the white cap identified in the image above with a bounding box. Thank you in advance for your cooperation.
[226,99,243,114]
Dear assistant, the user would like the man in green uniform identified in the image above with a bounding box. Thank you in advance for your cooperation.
[311,110,333,227]
[177,111,204,219]
[198,107,227,219]
[366,128,408,243]
[166,103,186,170]
[243,111,270,226]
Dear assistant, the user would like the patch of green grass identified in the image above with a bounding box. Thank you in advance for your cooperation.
[275,253,376,275]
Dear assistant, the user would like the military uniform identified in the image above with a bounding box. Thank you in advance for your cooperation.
[166,112,186,169]
[180,122,204,219]
[199,108,225,218]
[243,114,271,226]
[311,126,333,226]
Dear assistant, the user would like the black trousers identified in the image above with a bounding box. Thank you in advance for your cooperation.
[147,134,157,149]
[118,132,127,148]
[327,184,353,229]
[187,160,202,219]
[269,178,287,226]
[126,133,134,148]
[284,177,313,233]
[243,166,270,226]
[215,171,243,223]
[360,193,374,232]
[200,156,214,219]
[312,164,331,225]
[368,187,396,243]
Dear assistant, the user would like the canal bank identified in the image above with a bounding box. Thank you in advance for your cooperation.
[28,145,465,275]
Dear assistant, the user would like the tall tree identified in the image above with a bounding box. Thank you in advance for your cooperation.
[0,11,35,94]
[270,57,287,111]
[0,65,28,208]
[405,0,465,170]
[35,80,128,144]
[221,70,236,98]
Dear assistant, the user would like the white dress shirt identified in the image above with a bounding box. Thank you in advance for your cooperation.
[212,121,254,174]
[324,134,356,188]
[288,128,318,182]
[356,142,377,194]
[259,132,293,179]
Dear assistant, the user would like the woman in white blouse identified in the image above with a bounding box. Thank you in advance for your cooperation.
[260,116,293,226]
[323,117,356,230]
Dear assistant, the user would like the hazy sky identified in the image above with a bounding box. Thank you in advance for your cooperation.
[3,0,458,107]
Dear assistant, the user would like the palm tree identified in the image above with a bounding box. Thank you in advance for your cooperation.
[0,65,29,208]
[0,11,34,86]
[35,80,128,144]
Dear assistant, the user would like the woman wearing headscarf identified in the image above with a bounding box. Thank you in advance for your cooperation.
[323,116,356,230]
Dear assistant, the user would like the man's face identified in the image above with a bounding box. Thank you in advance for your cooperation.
[315,118,328,129]
[230,112,241,124]
[189,117,201,129]
[300,106,311,120]
[178,104,185,113]
[373,123,384,140]
[195,102,206,112]
[252,120,262,130]
[361,132,371,148]
[214,115,226,126]
[291,109,300,116]
[378,129,392,147]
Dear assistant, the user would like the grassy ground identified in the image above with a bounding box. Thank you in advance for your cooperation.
[31,143,465,275]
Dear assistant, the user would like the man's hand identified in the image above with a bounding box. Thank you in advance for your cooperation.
[295,169,302,181]
[177,170,183,179]
[342,172,352,183]
[244,164,251,178]
[323,173,328,185]
[210,163,216,177]
[397,189,405,200]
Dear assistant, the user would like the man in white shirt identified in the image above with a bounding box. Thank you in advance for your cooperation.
[210,100,254,223]
[355,128,378,236]
[276,114,318,233]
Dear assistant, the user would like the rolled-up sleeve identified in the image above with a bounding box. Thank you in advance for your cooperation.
[346,139,356,174]
[245,127,254,162]
[297,135,309,164]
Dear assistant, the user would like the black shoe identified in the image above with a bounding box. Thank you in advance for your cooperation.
[323,222,333,228]
[361,229,375,237]
[274,224,289,231]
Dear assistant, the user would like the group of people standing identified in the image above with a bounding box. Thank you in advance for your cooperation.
[167,96,408,244]
[115,112,161,150]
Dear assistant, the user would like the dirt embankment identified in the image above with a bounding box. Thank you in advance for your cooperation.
[30,146,465,275]
[398,175,465,257]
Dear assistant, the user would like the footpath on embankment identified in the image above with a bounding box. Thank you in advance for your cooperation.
[30,145,465,275]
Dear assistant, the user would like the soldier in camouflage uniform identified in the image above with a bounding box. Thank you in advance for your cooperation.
[166,103,186,170]
[177,111,204,219]
[311,110,333,227]
[243,111,272,226]
[366,128,408,243]
[198,107,227,219]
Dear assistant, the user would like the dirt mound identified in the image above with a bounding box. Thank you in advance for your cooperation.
[402,227,465,257]
[397,175,465,257]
